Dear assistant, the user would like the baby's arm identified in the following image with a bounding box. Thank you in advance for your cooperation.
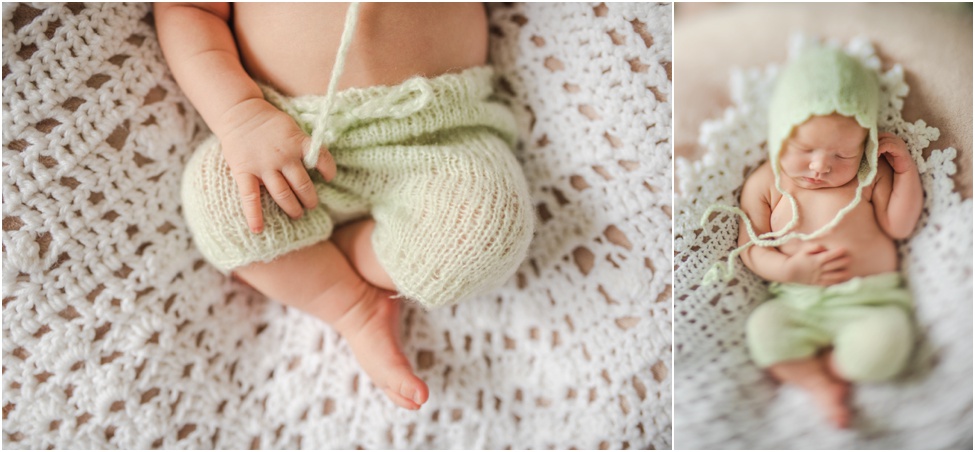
[154,3,336,233]
[738,163,851,286]
[872,132,923,239]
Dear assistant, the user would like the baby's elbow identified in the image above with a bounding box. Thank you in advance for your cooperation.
[884,221,915,241]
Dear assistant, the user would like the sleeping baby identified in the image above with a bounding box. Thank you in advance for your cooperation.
[729,46,923,427]
[155,2,534,410]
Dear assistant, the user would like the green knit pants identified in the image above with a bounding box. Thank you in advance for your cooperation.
[746,272,914,382]
[181,67,535,308]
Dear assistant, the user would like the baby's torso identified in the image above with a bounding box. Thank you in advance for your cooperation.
[769,177,899,278]
[233,2,488,97]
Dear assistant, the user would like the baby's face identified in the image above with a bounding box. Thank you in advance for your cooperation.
[778,114,867,189]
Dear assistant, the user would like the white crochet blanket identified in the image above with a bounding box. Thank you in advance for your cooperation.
[674,35,973,449]
[2,2,671,448]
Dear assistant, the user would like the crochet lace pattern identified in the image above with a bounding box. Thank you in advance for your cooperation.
[2,2,672,448]
[674,35,973,449]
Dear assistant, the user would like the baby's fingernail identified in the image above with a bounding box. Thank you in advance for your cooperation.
[412,391,423,405]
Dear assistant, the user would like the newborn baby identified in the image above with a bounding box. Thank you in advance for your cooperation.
[155,3,534,410]
[734,47,923,427]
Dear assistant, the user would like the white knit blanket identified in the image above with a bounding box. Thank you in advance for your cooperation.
[674,35,973,449]
[2,2,671,448]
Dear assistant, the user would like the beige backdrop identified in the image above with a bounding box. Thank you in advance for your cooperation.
[675,2,973,198]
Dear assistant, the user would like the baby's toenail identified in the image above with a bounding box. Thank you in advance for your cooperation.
[411,391,423,405]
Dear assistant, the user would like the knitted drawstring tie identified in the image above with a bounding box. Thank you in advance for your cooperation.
[299,2,434,168]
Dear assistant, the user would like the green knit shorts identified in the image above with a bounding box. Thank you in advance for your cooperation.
[746,272,914,382]
[181,67,535,308]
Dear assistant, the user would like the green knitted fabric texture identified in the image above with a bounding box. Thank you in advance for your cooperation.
[701,45,881,284]
[181,66,535,308]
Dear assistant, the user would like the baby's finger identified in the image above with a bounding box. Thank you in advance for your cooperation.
[800,242,827,255]
[300,136,337,182]
[263,172,304,219]
[821,256,850,271]
[234,173,264,234]
[315,148,337,182]
[818,247,848,262]
[282,164,319,210]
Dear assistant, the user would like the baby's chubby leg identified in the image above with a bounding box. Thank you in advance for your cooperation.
[234,237,428,410]
[768,355,852,429]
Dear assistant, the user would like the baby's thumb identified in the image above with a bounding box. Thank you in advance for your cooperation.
[801,243,826,254]
[301,136,337,181]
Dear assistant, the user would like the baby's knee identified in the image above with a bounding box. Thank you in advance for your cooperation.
[833,308,913,382]
[746,301,793,343]
[746,301,814,367]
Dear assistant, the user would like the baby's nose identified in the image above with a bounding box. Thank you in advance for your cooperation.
[809,157,830,173]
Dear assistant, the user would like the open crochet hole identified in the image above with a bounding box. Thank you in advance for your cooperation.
[543,56,564,72]
[572,246,594,275]
[140,388,160,404]
[12,4,43,32]
[603,132,623,148]
[17,43,38,60]
[619,396,631,415]
[34,118,60,133]
[627,58,649,73]
[607,29,625,46]
[86,74,111,89]
[604,225,633,249]
[593,3,608,17]
[530,35,545,47]
[562,82,580,93]
[536,202,552,223]
[108,54,130,67]
[143,86,167,105]
[615,317,640,330]
[511,14,527,26]
[618,160,639,171]
[570,174,590,191]
[648,85,666,103]
[630,19,653,48]
[578,104,600,120]
[632,376,647,400]
[106,121,131,150]
[650,360,667,382]
[126,33,146,46]
[8,139,28,152]
[3,216,24,231]
[417,350,434,370]
[656,285,672,304]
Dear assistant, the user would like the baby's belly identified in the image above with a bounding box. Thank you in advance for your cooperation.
[779,233,899,278]
[233,3,488,97]
[773,202,899,278]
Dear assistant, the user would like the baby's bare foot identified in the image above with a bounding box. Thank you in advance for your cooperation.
[807,379,851,429]
[335,285,429,410]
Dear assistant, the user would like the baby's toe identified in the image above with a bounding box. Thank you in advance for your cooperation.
[381,365,428,410]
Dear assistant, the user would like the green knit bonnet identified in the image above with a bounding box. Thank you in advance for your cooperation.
[701,44,881,284]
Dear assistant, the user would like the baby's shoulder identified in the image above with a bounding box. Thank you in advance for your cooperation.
[741,160,775,193]
[738,160,777,208]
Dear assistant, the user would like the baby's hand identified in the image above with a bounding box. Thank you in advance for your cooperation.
[219,99,337,233]
[784,243,851,286]
[878,132,916,174]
